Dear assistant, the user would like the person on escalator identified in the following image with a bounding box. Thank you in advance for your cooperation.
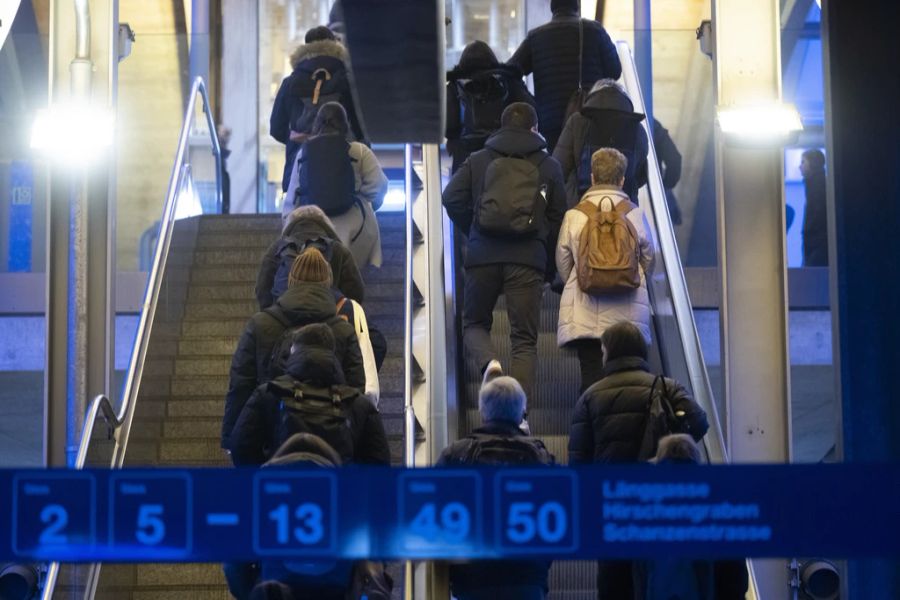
[553,79,649,205]
[446,40,535,174]
[228,323,389,466]
[567,321,708,600]
[437,375,554,600]
[269,25,364,193]
[284,102,388,269]
[257,205,365,310]
[222,247,366,450]
[555,148,656,392]
[442,102,567,409]
[652,118,683,226]
[508,0,622,153]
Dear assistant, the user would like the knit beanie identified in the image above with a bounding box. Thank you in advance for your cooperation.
[288,247,333,288]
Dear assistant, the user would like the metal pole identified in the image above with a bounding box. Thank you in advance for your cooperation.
[189,0,209,86]
[633,0,653,126]
[712,0,792,597]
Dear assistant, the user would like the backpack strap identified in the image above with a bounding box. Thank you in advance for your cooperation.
[574,200,597,218]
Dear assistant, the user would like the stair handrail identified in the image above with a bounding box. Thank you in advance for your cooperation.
[40,76,221,600]
[616,41,760,600]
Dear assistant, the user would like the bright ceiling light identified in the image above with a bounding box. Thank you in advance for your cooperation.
[717,103,803,141]
[31,106,115,166]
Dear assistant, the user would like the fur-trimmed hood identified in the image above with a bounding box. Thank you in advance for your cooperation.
[283,205,341,240]
[290,39,349,70]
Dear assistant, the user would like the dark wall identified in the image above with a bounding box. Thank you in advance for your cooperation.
[823,0,900,595]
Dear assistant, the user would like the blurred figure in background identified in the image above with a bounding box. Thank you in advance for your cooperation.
[651,118,683,225]
[801,149,828,266]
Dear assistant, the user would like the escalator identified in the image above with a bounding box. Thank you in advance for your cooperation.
[453,42,753,599]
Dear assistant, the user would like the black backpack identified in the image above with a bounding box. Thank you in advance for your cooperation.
[289,65,347,135]
[577,110,644,198]
[271,381,356,463]
[637,376,681,461]
[474,151,548,237]
[264,307,343,380]
[464,433,552,466]
[295,134,358,216]
[456,70,510,145]
[270,236,336,304]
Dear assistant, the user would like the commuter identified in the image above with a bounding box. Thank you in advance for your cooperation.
[224,434,354,600]
[284,102,388,268]
[228,323,389,466]
[442,102,567,405]
[256,205,364,310]
[446,40,536,173]
[632,434,749,600]
[554,79,649,204]
[651,118,683,225]
[438,375,554,600]
[567,322,708,599]
[217,124,232,214]
[800,149,828,266]
[222,248,365,450]
[555,149,656,392]
[508,0,621,152]
[333,289,383,402]
[269,26,364,192]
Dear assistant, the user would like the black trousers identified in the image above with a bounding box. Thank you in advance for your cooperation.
[567,338,605,394]
[463,264,544,402]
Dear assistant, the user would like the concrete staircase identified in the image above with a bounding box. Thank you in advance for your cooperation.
[68,212,408,599]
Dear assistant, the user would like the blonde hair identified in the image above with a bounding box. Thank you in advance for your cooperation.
[591,147,628,186]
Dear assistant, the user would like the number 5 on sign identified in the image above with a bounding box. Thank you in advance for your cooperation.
[109,473,192,556]
[495,471,578,554]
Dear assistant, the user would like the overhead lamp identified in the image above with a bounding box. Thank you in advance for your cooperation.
[716,102,803,144]
[30,105,115,166]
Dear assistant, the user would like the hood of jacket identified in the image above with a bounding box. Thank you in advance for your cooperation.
[447,62,524,82]
[484,127,548,156]
[274,282,337,324]
[281,343,346,387]
[290,39,348,70]
[601,356,651,378]
[583,85,645,121]
[283,209,340,240]
[265,432,341,467]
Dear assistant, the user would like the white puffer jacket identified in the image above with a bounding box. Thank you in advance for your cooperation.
[555,186,656,345]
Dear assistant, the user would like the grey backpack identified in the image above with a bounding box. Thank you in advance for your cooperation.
[474,151,548,237]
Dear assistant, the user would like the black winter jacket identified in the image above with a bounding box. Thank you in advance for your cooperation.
[802,168,828,266]
[437,421,554,596]
[228,347,389,466]
[446,61,535,174]
[509,11,622,152]
[553,84,649,204]
[255,211,364,309]
[442,127,567,275]
[568,357,709,464]
[222,283,365,449]
[269,40,365,191]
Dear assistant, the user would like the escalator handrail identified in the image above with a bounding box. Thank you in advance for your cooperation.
[615,41,728,463]
[40,77,221,600]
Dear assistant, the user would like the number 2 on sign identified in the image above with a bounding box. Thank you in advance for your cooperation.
[506,501,567,544]
[268,503,324,545]
[39,504,69,545]
[411,502,470,542]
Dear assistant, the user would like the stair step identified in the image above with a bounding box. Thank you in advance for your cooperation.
[195,231,277,248]
[193,248,266,267]
[181,319,248,337]
[174,357,231,377]
[183,300,258,319]
[188,285,257,302]
[199,215,281,232]
[191,266,259,283]
[159,439,228,463]
[136,563,227,586]
[163,418,222,439]
[167,398,225,418]
[179,338,240,356]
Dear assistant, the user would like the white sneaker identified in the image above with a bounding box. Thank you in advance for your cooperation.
[482,359,503,386]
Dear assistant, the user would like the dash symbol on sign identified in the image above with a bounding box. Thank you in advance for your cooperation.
[206,513,240,526]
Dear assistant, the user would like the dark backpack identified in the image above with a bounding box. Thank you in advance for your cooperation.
[577,111,643,198]
[474,151,548,237]
[295,134,358,216]
[264,307,344,380]
[289,65,347,135]
[464,433,552,466]
[270,236,336,304]
[637,376,680,461]
[271,381,356,463]
[456,70,510,145]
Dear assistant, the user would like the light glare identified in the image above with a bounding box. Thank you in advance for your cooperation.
[31,106,115,165]
[717,104,803,140]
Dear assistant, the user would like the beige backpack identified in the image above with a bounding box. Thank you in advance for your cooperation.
[574,196,642,295]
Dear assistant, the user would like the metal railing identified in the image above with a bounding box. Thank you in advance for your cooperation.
[617,41,760,599]
[40,76,221,600]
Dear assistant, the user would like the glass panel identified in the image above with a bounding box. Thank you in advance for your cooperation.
[0,20,50,467]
